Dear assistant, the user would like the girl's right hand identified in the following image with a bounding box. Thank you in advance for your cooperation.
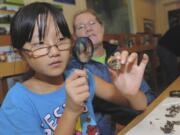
[65,69,90,115]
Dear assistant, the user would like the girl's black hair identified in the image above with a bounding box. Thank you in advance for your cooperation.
[10,2,71,49]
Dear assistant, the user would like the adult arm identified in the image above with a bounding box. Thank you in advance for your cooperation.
[95,51,149,110]
[94,76,147,110]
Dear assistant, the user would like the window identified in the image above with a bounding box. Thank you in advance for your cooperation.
[86,0,130,34]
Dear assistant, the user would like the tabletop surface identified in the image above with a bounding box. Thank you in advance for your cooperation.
[118,76,180,135]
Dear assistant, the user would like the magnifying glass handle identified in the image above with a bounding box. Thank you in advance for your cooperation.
[79,64,84,70]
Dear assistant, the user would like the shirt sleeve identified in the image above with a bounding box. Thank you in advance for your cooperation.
[140,80,155,104]
[0,92,43,135]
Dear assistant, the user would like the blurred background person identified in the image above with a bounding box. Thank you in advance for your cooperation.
[157,25,180,88]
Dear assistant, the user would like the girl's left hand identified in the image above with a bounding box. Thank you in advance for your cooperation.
[109,51,149,96]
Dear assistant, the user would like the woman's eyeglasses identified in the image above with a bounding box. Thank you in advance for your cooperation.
[75,20,97,32]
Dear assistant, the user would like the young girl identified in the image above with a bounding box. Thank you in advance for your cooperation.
[0,2,149,135]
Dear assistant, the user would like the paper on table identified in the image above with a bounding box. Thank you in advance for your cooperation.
[126,97,180,135]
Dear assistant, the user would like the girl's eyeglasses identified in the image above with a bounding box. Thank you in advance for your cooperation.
[21,38,71,58]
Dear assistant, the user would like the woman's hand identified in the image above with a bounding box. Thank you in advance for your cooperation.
[65,69,89,115]
[109,51,149,96]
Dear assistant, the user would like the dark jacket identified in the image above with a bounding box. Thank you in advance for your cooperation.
[159,25,180,56]
[103,41,118,62]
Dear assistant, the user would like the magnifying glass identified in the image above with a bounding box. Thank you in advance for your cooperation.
[73,37,94,112]
[73,37,94,69]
